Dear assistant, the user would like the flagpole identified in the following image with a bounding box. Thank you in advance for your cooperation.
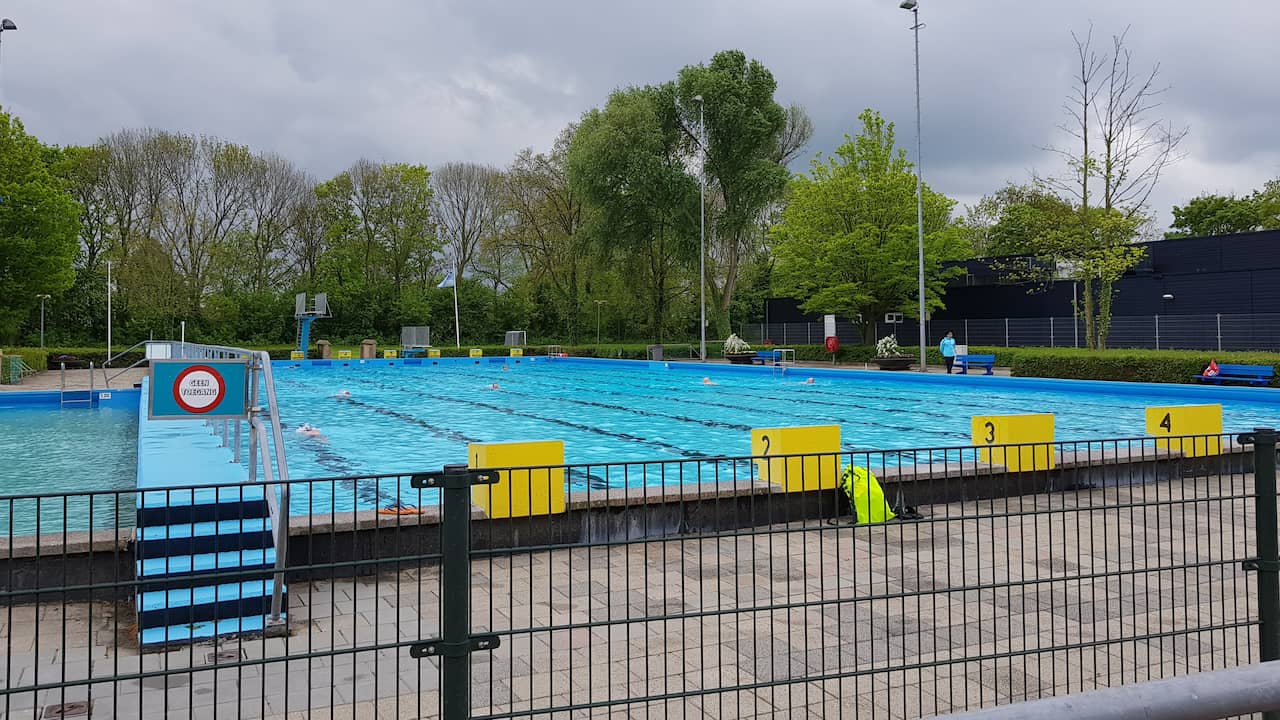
[452,273,461,348]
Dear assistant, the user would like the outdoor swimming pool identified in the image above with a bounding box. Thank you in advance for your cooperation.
[270,358,1280,481]
[0,404,137,535]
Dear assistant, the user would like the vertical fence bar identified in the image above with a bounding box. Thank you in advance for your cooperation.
[964,318,969,345]
[1050,316,1055,347]
[441,463,473,720]
[1252,429,1280,698]
[1218,313,1223,351]
[1155,314,1160,350]
[807,323,811,345]
[1005,317,1010,347]
[783,324,787,345]
[1074,314,1080,348]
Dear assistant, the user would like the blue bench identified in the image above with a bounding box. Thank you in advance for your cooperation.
[1193,363,1274,386]
[751,350,782,365]
[955,354,996,376]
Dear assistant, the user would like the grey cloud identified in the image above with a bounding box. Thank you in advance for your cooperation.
[3,0,1275,228]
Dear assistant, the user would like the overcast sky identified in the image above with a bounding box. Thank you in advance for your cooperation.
[4,1,1277,231]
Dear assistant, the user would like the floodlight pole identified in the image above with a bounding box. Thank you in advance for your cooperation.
[903,1,928,372]
[37,294,49,348]
[106,260,113,356]
[694,95,707,362]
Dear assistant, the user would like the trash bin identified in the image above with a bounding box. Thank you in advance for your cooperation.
[360,339,377,359]
[647,344,664,361]
[316,340,332,359]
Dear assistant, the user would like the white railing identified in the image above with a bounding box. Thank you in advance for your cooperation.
[166,341,291,622]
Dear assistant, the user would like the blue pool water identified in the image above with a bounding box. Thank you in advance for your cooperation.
[0,406,137,535]
[269,360,1280,486]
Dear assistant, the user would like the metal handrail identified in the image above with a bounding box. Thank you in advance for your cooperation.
[168,341,291,622]
[102,339,151,388]
[932,660,1280,720]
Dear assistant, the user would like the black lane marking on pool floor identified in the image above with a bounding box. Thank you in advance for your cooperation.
[340,375,713,461]
[495,387,754,432]
[508,369,956,440]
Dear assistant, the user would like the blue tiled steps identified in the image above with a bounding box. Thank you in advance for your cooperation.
[135,377,287,648]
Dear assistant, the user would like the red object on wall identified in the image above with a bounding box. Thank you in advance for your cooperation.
[825,336,839,353]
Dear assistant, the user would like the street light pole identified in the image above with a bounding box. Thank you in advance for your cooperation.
[0,18,16,107]
[594,300,607,345]
[906,0,926,368]
[693,95,707,362]
[36,294,49,349]
[106,260,113,356]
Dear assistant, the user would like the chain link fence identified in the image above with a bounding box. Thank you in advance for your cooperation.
[740,313,1280,351]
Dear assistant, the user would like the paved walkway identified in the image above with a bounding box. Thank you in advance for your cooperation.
[0,475,1256,719]
[0,367,148,392]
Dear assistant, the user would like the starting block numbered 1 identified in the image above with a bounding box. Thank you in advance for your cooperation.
[1145,404,1222,457]
[972,413,1056,472]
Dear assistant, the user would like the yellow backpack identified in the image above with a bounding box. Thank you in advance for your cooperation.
[840,465,896,524]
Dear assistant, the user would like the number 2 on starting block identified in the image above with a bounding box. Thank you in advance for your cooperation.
[1146,404,1222,457]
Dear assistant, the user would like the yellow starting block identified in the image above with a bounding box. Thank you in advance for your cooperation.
[749,425,841,491]
[972,413,1055,471]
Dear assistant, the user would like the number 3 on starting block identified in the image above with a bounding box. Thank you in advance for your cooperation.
[971,414,1055,472]
[1145,404,1222,457]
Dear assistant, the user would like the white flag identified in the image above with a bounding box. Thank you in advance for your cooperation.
[437,273,455,289]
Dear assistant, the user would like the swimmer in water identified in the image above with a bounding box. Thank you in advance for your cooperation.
[295,422,327,442]
[489,383,501,390]
[501,364,510,372]
[702,377,717,386]
[802,377,815,385]
[335,389,351,398]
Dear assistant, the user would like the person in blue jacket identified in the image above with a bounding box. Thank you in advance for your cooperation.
[939,330,957,374]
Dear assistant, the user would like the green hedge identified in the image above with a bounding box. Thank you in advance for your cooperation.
[1006,348,1280,386]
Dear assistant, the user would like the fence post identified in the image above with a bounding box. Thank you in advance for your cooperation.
[1074,315,1079,348]
[783,324,787,345]
[807,323,811,345]
[964,319,969,345]
[1005,318,1010,347]
[1218,313,1223,351]
[1155,314,1160,350]
[1248,426,1280,720]
[1050,317,1055,347]
[410,463,499,720]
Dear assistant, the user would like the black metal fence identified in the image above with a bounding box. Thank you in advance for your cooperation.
[741,313,1280,351]
[2,431,1277,718]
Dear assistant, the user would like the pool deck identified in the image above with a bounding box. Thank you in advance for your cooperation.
[0,474,1255,719]
[0,368,149,392]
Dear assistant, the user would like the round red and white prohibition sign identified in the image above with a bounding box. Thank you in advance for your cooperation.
[172,364,226,414]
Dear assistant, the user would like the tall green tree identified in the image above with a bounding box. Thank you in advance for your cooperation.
[0,112,81,342]
[1166,193,1262,238]
[569,83,699,341]
[771,109,967,342]
[675,50,802,334]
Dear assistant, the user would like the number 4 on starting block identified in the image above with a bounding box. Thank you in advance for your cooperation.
[1145,404,1222,457]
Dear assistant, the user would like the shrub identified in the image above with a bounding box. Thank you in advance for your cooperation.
[0,348,48,383]
[1007,348,1280,386]
[723,334,752,354]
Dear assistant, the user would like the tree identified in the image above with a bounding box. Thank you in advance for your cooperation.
[432,162,501,287]
[1254,180,1280,231]
[770,109,967,342]
[1037,25,1186,349]
[497,126,590,340]
[569,83,699,340]
[0,112,82,342]
[962,184,1071,258]
[676,50,801,334]
[1167,193,1262,238]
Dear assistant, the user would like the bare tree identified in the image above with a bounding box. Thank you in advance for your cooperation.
[238,153,312,294]
[1038,25,1188,349]
[287,194,327,289]
[772,104,814,166]
[432,161,501,283]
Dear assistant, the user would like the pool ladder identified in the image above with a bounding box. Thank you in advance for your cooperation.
[58,361,96,408]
